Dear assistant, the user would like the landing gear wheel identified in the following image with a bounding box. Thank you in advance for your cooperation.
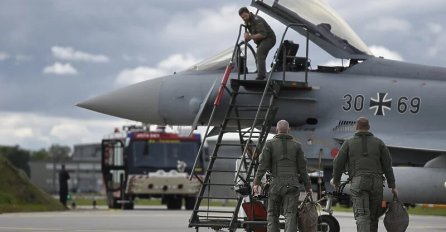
[318,214,340,232]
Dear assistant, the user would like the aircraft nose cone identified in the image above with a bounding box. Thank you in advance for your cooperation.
[77,77,165,124]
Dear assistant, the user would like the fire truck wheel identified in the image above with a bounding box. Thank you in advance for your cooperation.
[108,197,120,209]
[167,196,182,210]
[123,202,134,210]
[185,196,196,210]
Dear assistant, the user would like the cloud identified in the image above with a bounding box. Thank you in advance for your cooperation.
[51,46,110,63]
[0,112,134,150]
[0,52,10,61]
[425,22,446,57]
[158,54,200,71]
[364,17,411,33]
[115,53,200,85]
[15,54,32,62]
[43,62,78,75]
[369,46,404,61]
[122,54,147,63]
[14,127,34,139]
[115,67,166,86]
[161,5,241,54]
[50,124,89,140]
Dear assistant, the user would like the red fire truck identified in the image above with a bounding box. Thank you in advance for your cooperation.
[101,126,205,209]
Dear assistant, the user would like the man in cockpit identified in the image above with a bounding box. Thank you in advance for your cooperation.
[239,7,276,80]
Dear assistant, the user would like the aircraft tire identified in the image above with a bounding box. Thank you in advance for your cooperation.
[318,214,340,232]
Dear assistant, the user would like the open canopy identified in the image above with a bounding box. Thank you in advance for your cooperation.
[187,0,373,72]
[252,0,372,59]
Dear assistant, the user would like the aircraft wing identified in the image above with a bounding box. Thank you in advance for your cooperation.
[335,131,446,152]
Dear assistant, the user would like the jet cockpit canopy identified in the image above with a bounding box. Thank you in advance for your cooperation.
[252,0,372,59]
[186,0,373,73]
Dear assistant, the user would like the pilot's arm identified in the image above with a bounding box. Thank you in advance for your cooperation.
[296,143,311,193]
[245,19,267,42]
[380,140,397,196]
[333,141,349,187]
[253,141,272,194]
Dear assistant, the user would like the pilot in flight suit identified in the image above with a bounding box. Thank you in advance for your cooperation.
[253,120,312,232]
[239,7,276,80]
[333,117,398,232]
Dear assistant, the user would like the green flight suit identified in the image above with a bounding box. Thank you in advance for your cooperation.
[333,131,396,232]
[245,13,276,79]
[254,133,311,232]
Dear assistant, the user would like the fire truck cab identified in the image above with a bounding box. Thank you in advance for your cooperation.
[101,125,205,210]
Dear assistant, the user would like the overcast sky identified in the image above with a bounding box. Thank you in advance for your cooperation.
[1,0,445,151]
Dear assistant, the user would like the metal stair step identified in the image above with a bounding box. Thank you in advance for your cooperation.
[220,129,262,133]
[233,104,270,108]
[216,143,244,147]
[199,196,240,200]
[226,117,266,121]
[242,135,261,138]
[235,91,274,95]
[189,219,232,228]
[194,209,237,214]
[197,216,236,220]
[202,183,236,187]
[207,169,245,173]
[211,156,242,160]
[236,108,270,112]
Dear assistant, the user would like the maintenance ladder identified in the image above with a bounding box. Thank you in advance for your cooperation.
[189,76,279,230]
[188,22,312,232]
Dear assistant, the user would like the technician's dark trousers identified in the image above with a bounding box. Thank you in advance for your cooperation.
[256,36,276,79]
[59,189,68,207]
[267,179,300,232]
[350,175,384,232]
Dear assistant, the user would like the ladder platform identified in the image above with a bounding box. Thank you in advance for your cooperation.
[199,196,239,200]
[230,78,312,91]
[189,219,236,228]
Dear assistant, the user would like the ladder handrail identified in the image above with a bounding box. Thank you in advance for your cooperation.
[236,24,310,175]
[188,24,249,181]
[236,24,311,179]
[230,24,312,228]
[277,23,310,84]
[233,49,282,184]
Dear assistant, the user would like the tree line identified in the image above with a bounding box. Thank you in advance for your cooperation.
[0,144,71,177]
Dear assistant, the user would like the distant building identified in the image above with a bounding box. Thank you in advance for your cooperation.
[29,143,103,194]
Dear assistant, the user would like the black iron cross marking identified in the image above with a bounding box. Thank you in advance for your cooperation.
[369,92,392,116]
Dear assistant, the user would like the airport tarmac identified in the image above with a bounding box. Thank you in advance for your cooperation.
[0,206,444,232]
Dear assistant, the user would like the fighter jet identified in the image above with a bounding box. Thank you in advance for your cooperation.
[78,0,446,205]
